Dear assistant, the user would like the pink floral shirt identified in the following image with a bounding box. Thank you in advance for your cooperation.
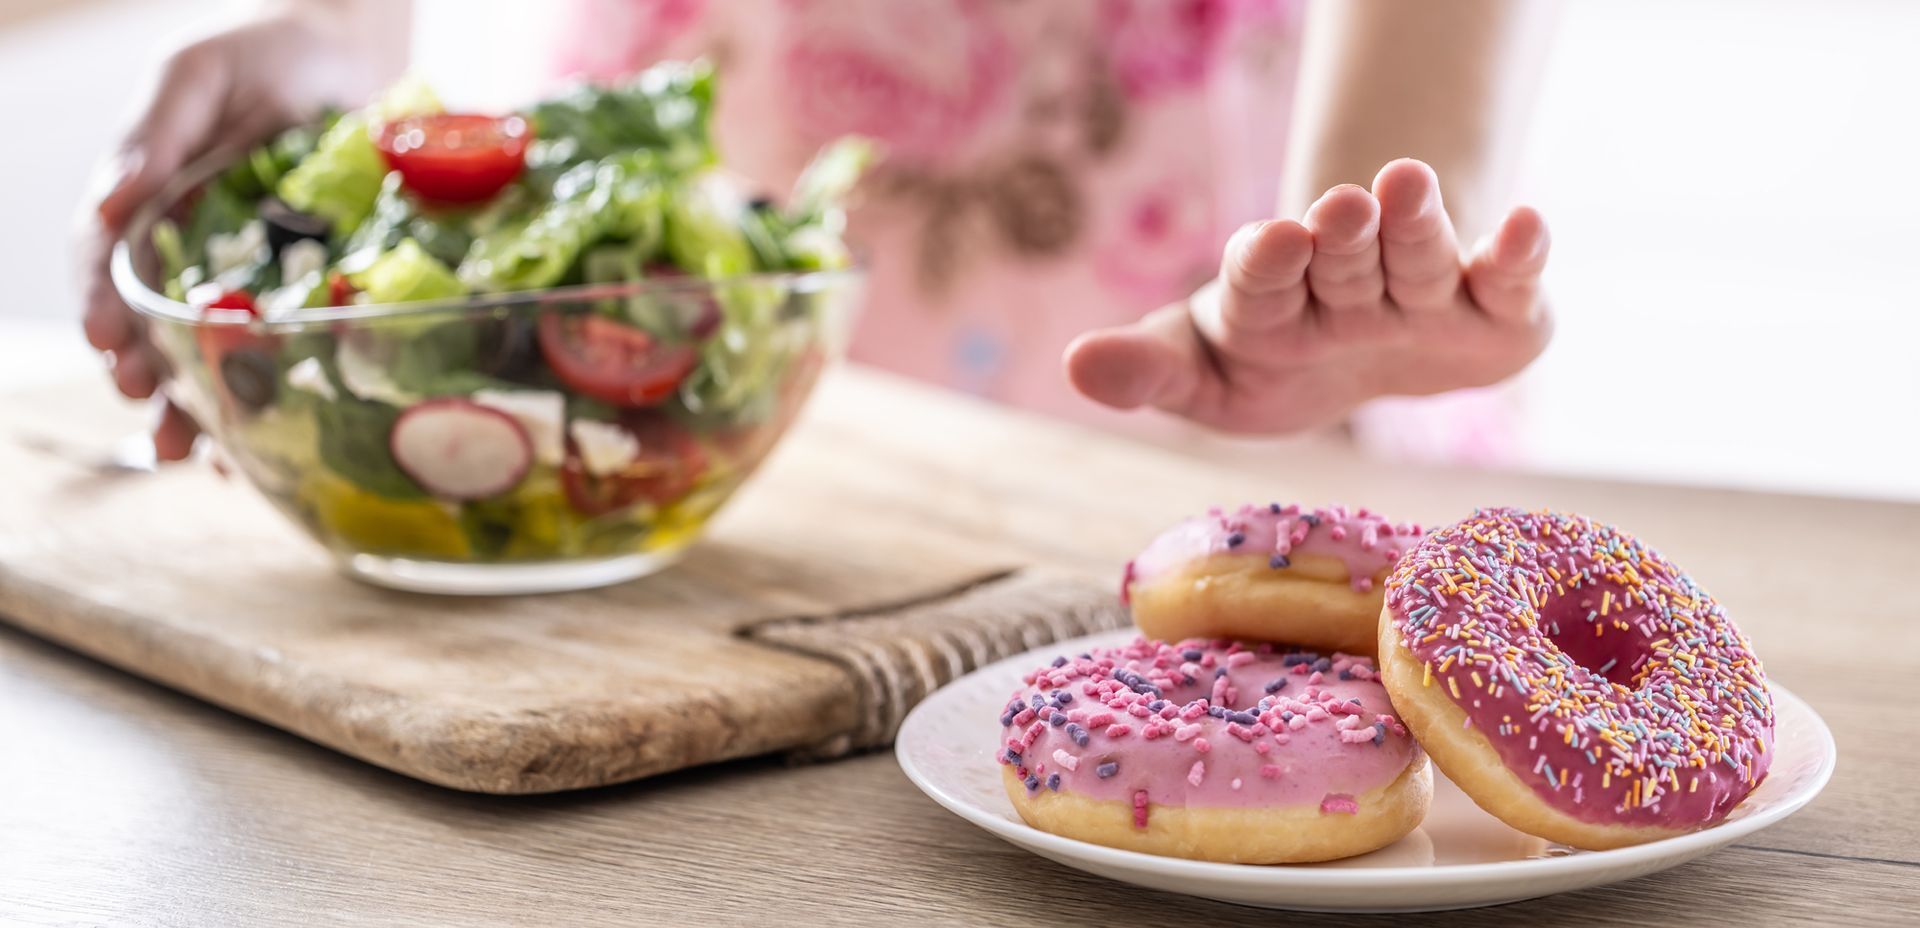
[554,0,1307,429]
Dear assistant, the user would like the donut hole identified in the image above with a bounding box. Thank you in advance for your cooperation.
[1538,580,1656,687]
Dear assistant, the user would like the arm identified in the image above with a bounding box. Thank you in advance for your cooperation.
[1282,0,1560,241]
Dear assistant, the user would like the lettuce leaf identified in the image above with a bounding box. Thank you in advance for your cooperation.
[458,153,668,292]
[348,238,465,305]
[275,81,442,238]
[275,114,387,237]
[527,61,715,172]
[340,175,480,272]
[790,136,875,227]
[664,172,754,279]
[678,279,793,421]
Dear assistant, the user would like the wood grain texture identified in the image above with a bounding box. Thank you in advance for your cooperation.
[3,366,1918,925]
[0,375,1109,794]
[2,623,1914,928]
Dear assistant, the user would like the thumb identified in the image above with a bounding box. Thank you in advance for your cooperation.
[1063,307,1205,412]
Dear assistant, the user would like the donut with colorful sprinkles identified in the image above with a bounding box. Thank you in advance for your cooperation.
[1125,504,1426,656]
[1378,508,1775,849]
[996,637,1430,863]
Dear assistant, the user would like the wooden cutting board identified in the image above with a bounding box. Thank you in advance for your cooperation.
[0,368,1127,794]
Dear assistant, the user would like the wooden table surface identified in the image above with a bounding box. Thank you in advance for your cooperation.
[3,366,1917,927]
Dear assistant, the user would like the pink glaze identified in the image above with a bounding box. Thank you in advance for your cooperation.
[1385,508,1775,830]
[1125,503,1426,598]
[997,638,1418,815]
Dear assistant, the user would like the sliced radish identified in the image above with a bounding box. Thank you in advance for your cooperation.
[389,399,533,500]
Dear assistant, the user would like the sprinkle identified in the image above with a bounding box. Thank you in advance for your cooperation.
[1046,773,1061,791]
[1187,761,1206,786]
[1097,761,1120,779]
[1132,790,1150,829]
[1270,555,1291,569]
[1319,794,1359,815]
[1052,749,1080,772]
[1260,764,1283,779]
[1379,508,1773,826]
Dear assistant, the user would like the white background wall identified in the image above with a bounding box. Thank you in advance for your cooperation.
[1,0,1914,498]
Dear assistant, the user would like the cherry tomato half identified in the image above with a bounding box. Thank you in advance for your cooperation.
[326,271,358,307]
[559,415,708,516]
[193,289,279,413]
[536,312,700,407]
[375,113,529,204]
[204,289,259,315]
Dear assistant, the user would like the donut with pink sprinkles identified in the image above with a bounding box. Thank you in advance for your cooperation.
[1378,507,1774,849]
[996,637,1431,863]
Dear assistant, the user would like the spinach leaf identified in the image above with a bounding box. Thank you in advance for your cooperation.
[313,395,424,500]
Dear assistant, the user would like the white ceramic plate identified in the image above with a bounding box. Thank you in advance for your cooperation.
[896,630,1835,913]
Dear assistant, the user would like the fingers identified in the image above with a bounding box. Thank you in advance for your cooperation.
[82,270,135,349]
[1373,158,1463,312]
[1063,305,1210,414]
[153,399,201,462]
[100,41,229,230]
[79,38,231,400]
[1216,220,1314,332]
[110,348,161,400]
[1465,206,1551,321]
[1303,185,1384,312]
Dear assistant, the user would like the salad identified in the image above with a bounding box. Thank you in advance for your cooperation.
[142,62,868,567]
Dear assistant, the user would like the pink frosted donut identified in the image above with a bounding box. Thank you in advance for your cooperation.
[996,637,1431,863]
[1379,508,1775,849]
[1125,504,1426,655]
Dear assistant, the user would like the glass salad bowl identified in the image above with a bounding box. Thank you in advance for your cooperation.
[112,157,861,595]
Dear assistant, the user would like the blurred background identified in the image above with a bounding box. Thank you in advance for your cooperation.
[1,0,1914,499]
